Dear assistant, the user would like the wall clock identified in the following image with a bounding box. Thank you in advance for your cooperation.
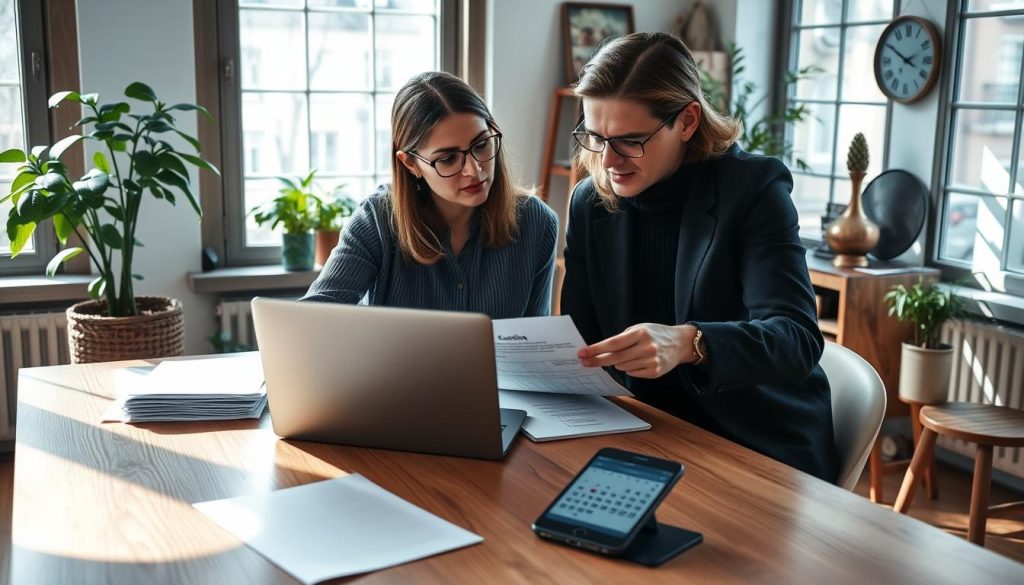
[873,16,941,104]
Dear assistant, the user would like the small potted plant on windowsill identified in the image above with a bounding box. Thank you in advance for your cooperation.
[249,170,320,271]
[884,278,966,404]
[313,190,356,268]
[1,82,218,363]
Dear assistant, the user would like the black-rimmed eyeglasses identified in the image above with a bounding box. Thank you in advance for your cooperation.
[572,110,682,159]
[406,133,502,178]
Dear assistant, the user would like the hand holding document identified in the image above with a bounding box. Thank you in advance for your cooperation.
[492,315,632,396]
[102,352,267,422]
[194,474,483,584]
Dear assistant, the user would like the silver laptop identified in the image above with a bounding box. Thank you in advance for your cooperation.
[251,297,526,460]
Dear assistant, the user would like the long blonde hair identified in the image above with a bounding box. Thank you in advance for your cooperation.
[574,32,741,208]
[391,72,529,264]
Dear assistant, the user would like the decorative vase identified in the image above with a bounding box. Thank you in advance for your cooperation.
[282,232,315,271]
[898,342,953,404]
[66,296,185,364]
[315,229,340,268]
[825,170,880,267]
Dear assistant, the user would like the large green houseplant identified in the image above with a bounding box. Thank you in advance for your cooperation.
[884,278,965,404]
[1,82,218,362]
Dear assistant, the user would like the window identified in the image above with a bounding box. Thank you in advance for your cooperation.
[214,0,451,265]
[0,0,54,275]
[937,1,1024,293]
[784,0,895,239]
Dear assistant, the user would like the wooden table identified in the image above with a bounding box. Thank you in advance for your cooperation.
[11,358,1024,584]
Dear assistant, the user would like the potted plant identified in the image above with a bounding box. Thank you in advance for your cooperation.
[884,278,965,404]
[1,82,219,363]
[312,189,356,268]
[249,170,320,271]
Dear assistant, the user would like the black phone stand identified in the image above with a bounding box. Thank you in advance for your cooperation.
[618,513,703,567]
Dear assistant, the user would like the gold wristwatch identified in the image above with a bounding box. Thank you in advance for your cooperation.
[692,326,708,365]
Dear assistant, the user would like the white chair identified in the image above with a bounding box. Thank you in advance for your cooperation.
[819,341,887,491]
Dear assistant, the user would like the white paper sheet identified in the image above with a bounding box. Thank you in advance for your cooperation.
[193,474,483,584]
[498,390,650,441]
[492,315,632,396]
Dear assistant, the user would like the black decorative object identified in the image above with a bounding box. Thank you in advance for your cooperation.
[861,170,928,261]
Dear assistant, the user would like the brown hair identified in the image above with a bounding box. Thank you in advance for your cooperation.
[391,71,529,264]
[573,32,740,206]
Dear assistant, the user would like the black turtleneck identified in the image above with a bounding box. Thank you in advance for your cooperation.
[617,162,721,433]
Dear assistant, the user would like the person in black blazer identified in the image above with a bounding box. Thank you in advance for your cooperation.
[562,32,839,482]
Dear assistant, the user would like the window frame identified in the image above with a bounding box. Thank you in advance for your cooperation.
[200,0,460,268]
[1,0,58,275]
[931,0,1024,298]
[782,0,897,242]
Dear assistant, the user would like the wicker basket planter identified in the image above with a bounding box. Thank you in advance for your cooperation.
[66,296,185,364]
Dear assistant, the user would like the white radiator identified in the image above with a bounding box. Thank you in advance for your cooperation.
[941,320,1024,478]
[217,299,257,349]
[0,311,70,440]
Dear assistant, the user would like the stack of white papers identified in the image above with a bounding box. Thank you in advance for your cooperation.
[103,353,267,423]
[499,390,650,442]
[193,474,483,584]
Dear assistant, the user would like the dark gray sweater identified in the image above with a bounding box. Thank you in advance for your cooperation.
[302,188,559,319]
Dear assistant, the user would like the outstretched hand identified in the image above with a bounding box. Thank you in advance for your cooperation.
[578,323,699,379]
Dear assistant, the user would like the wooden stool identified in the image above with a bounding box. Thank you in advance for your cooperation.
[893,403,1024,546]
[868,401,939,503]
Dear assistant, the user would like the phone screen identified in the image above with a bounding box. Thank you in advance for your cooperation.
[542,453,677,538]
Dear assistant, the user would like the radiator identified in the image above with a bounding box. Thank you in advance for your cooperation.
[0,311,70,440]
[217,298,257,349]
[941,320,1024,478]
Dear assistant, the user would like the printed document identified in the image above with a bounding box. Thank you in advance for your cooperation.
[492,315,631,396]
[193,474,482,584]
[498,390,650,441]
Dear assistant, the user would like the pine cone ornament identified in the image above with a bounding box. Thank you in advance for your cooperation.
[847,133,869,174]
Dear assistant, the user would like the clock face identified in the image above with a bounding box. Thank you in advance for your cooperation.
[875,17,940,103]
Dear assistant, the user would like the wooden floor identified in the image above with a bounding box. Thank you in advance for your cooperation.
[853,459,1024,564]
[0,450,1018,581]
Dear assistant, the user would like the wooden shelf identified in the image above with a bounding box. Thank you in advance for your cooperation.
[818,318,839,337]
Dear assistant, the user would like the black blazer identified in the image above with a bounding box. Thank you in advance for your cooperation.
[561,146,839,482]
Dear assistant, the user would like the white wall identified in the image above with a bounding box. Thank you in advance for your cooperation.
[77,0,212,354]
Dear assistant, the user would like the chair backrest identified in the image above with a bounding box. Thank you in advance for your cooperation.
[819,341,887,491]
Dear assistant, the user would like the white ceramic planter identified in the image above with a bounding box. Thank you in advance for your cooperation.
[898,342,953,404]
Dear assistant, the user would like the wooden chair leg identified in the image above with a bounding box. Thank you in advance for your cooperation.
[968,444,994,546]
[910,403,939,500]
[894,428,938,513]
[869,437,884,503]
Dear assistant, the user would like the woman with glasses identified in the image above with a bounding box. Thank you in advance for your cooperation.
[562,32,838,482]
[303,71,558,318]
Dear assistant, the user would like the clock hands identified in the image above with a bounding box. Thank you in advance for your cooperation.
[886,43,916,67]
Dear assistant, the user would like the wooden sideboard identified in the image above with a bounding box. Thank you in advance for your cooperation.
[806,251,940,419]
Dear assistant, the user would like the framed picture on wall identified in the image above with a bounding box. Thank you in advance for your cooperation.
[562,3,635,83]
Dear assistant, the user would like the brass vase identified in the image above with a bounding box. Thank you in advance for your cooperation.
[825,170,879,267]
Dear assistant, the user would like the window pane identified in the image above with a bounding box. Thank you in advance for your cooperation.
[940,193,1007,267]
[0,85,24,165]
[792,173,831,236]
[833,176,852,205]
[789,102,835,174]
[1008,199,1024,271]
[375,0,436,11]
[833,104,886,179]
[242,92,310,176]
[317,176,377,203]
[841,24,887,102]
[308,0,374,8]
[375,15,435,90]
[957,17,1023,103]
[949,108,1015,194]
[376,93,395,176]
[968,1,1024,11]
[845,0,892,23]
[244,178,284,247]
[241,0,304,7]
[0,0,17,83]
[794,27,840,100]
[308,12,372,91]
[799,0,842,26]
[310,93,373,174]
[240,10,306,91]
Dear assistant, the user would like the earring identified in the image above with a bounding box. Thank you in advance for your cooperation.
[415,177,424,192]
